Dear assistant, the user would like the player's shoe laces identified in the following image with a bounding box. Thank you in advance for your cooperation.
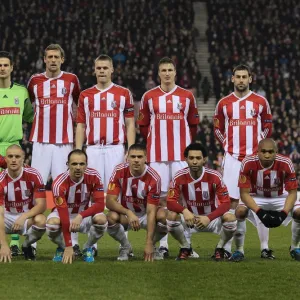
[290,247,300,261]
[158,246,169,258]
[73,244,82,257]
[176,248,192,261]
[10,245,21,257]
[261,249,275,259]
[229,250,245,262]
[154,248,164,260]
[83,247,94,263]
[52,247,64,262]
[117,246,131,261]
[22,245,36,261]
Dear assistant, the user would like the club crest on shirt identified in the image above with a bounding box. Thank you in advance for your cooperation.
[177,102,183,110]
[24,190,31,197]
[250,109,256,117]
[137,112,144,121]
[61,87,67,95]
[273,178,280,186]
[111,100,117,109]
[168,189,175,198]
[14,97,19,105]
[239,175,247,184]
[202,191,209,200]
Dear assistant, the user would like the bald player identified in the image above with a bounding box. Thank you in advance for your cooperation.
[230,138,300,261]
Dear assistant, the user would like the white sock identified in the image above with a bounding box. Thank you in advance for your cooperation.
[234,220,246,253]
[217,221,237,248]
[159,233,169,249]
[71,232,79,246]
[256,221,269,250]
[153,222,168,244]
[184,229,192,245]
[46,224,65,249]
[167,220,189,248]
[223,237,233,253]
[84,223,107,249]
[23,225,46,247]
[107,223,130,248]
[291,219,300,250]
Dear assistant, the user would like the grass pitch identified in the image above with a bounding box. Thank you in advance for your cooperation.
[0,219,298,300]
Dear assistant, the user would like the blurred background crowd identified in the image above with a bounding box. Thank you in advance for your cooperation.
[1,0,299,187]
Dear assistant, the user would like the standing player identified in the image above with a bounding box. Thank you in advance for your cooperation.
[0,51,34,255]
[106,144,167,261]
[214,64,273,260]
[0,145,47,262]
[76,54,135,191]
[167,143,237,260]
[233,138,300,261]
[27,44,81,254]
[46,149,107,264]
[137,57,200,256]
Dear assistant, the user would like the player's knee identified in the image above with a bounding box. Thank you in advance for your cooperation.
[167,210,179,221]
[222,212,236,223]
[46,217,61,227]
[235,206,247,220]
[33,214,46,227]
[106,211,120,225]
[156,207,167,224]
[93,213,107,225]
[292,208,300,221]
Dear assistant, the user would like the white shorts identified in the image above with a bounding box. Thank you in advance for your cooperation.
[86,144,125,192]
[47,211,104,234]
[126,214,148,231]
[31,142,72,184]
[150,161,188,194]
[222,153,241,199]
[238,196,300,227]
[5,212,29,235]
[181,209,235,235]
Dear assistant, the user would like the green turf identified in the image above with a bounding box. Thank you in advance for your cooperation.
[0,220,299,300]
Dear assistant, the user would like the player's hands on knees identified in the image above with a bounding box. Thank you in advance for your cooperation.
[70,214,83,232]
[182,209,195,228]
[194,215,210,229]
[0,244,12,263]
[12,215,27,232]
[126,211,140,231]
[62,246,74,264]
[144,242,154,262]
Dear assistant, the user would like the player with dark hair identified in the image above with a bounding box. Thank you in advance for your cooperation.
[0,50,34,255]
[0,145,46,262]
[214,64,273,260]
[106,143,167,261]
[232,138,300,261]
[167,143,237,260]
[46,149,106,264]
[137,56,200,257]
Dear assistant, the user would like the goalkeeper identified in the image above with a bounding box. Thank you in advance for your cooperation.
[0,51,34,255]
[230,138,300,262]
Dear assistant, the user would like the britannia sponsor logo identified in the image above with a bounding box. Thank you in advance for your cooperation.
[229,119,257,126]
[0,107,20,115]
[255,185,281,192]
[125,196,144,204]
[186,200,214,207]
[40,98,67,105]
[156,113,183,120]
[6,200,31,207]
[68,200,89,208]
[91,111,117,118]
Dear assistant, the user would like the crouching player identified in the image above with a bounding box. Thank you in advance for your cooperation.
[0,145,46,262]
[231,138,300,261]
[106,144,168,262]
[167,143,237,260]
[46,150,107,264]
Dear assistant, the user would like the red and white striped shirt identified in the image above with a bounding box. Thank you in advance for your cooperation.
[28,71,81,144]
[214,91,272,161]
[107,163,161,216]
[52,168,104,215]
[0,155,6,169]
[238,154,298,197]
[0,167,46,213]
[77,83,134,145]
[167,167,230,218]
[137,85,199,162]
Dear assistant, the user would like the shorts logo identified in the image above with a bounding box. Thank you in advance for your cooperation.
[55,196,64,206]
[214,118,219,128]
[168,189,175,198]
[202,191,209,200]
[14,97,19,105]
[239,175,247,184]
[137,112,144,121]
[62,87,67,95]
[108,183,115,190]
